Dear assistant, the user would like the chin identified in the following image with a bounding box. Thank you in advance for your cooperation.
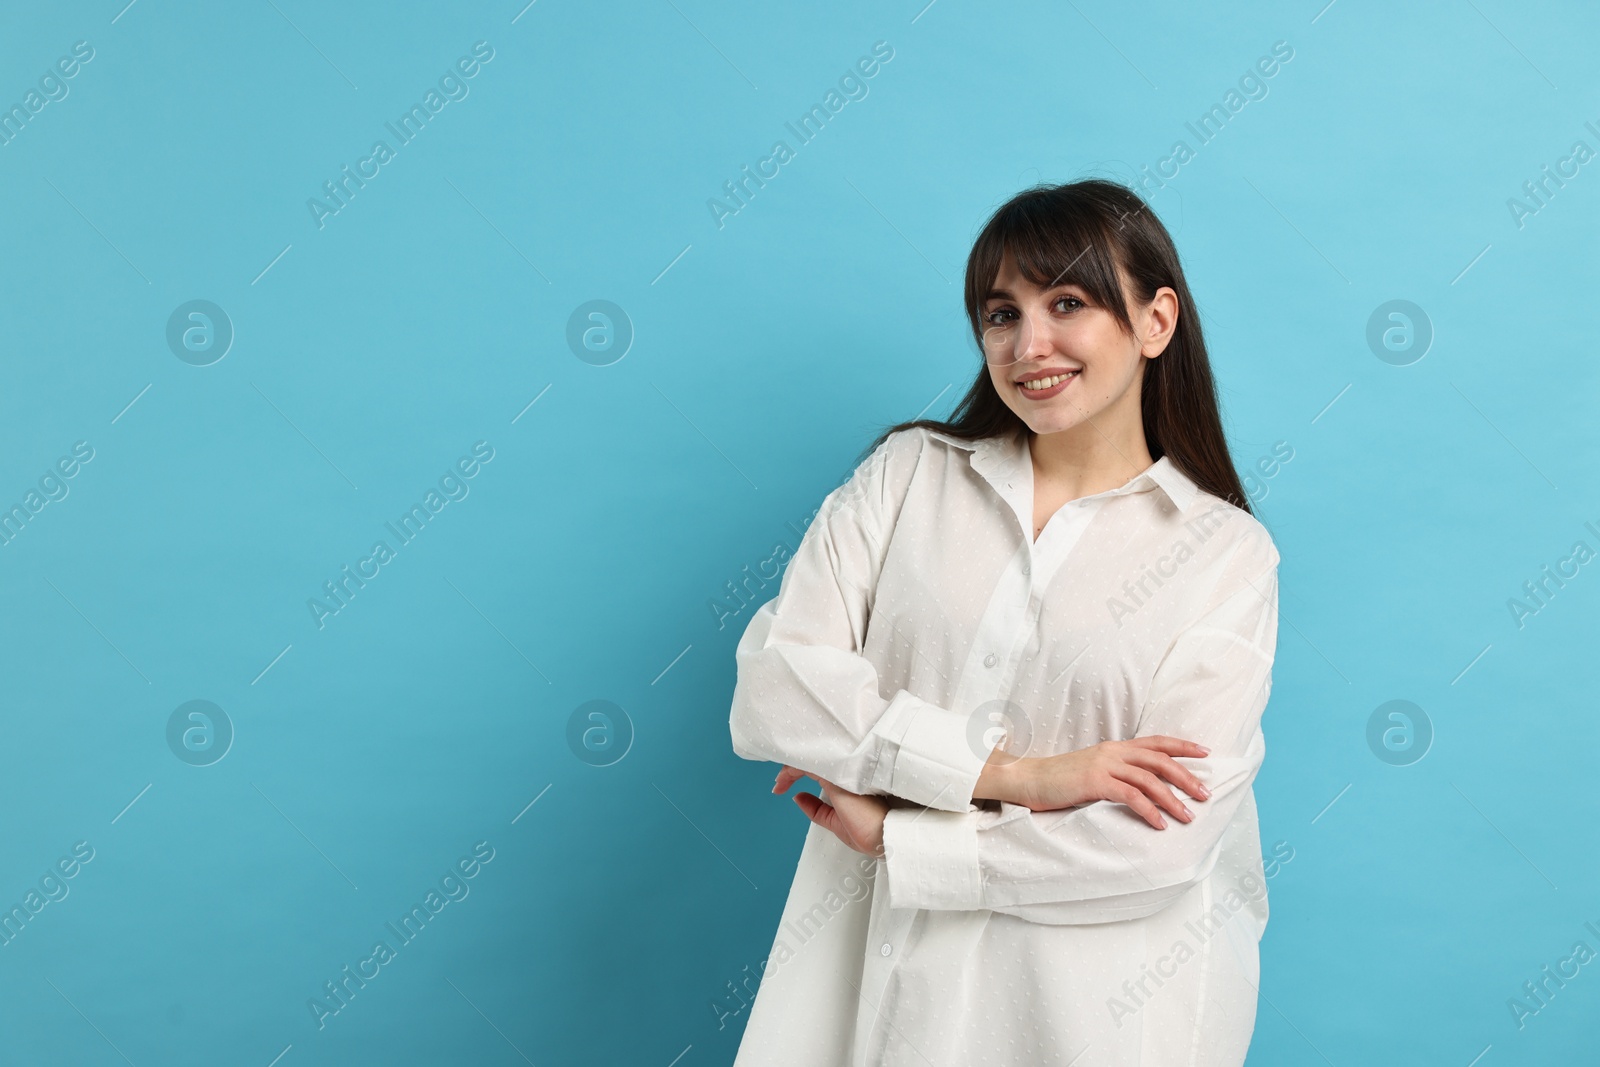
[1013,407,1085,436]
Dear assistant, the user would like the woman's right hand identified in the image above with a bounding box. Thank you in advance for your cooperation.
[976,736,1213,829]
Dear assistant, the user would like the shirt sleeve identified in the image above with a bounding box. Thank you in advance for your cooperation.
[879,537,1281,922]
[728,429,998,814]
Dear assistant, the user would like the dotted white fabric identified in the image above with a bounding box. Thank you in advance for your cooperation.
[729,425,1281,1067]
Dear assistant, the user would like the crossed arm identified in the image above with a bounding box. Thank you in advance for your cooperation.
[774,732,1215,858]
[728,432,1280,921]
[732,543,1279,922]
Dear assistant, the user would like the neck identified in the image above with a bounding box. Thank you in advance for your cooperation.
[1026,422,1155,501]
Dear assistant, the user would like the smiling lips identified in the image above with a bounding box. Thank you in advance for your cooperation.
[1016,369,1080,397]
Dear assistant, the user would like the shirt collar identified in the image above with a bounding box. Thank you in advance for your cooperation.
[927,428,1201,512]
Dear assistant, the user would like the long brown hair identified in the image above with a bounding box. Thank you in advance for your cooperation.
[859,178,1253,514]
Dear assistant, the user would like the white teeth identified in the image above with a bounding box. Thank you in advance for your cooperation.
[1021,371,1078,391]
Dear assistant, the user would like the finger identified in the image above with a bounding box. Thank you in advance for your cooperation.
[1125,735,1210,757]
[794,793,843,837]
[1122,749,1212,801]
[773,765,808,794]
[1107,781,1167,829]
[1127,735,1210,758]
[793,791,827,822]
[1111,766,1193,823]
[798,791,873,853]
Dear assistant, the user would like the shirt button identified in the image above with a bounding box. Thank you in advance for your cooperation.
[983,653,998,668]
[881,943,893,957]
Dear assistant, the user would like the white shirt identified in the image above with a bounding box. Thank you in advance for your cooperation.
[727,424,1281,1066]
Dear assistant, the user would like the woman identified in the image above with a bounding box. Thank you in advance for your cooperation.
[728,179,1281,1066]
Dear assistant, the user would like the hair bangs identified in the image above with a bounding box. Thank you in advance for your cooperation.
[965,190,1134,347]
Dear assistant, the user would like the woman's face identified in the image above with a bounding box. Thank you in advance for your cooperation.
[980,251,1177,439]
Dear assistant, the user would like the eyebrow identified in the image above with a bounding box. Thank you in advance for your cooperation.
[983,282,1085,302]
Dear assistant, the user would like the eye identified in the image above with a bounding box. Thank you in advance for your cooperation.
[982,307,1018,327]
[1054,295,1086,313]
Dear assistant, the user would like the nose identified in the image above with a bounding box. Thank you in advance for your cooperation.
[1016,307,1058,362]
[983,306,1065,366]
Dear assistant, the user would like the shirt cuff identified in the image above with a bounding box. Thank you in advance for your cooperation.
[881,806,983,911]
[867,690,994,812]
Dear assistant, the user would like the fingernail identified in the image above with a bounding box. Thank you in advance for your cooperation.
[1155,816,1167,829]
[1182,806,1194,820]
[1197,745,1210,755]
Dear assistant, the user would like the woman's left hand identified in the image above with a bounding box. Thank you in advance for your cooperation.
[774,766,888,858]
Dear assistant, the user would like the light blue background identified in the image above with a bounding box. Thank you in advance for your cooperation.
[0,0,1596,1063]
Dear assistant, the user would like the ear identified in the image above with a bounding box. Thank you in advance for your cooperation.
[1140,286,1180,358]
